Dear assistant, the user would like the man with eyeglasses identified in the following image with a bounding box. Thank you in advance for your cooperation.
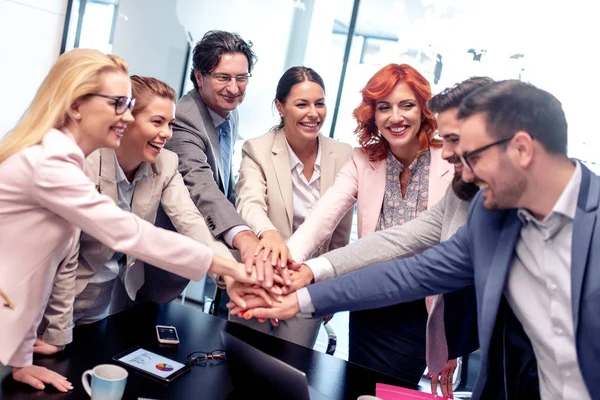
[136,31,272,309]
[247,80,600,400]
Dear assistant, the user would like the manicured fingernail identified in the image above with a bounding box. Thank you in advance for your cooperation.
[238,312,244,317]
[243,311,252,319]
[36,384,45,390]
[258,318,265,323]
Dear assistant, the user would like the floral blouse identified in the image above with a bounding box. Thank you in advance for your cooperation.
[376,148,431,231]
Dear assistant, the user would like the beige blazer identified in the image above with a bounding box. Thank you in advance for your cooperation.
[41,148,234,346]
[0,130,216,367]
[236,130,353,256]
[287,146,453,262]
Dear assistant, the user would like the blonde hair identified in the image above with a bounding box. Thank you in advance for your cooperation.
[0,48,129,164]
[130,75,177,116]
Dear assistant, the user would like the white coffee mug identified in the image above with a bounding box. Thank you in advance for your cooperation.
[82,364,128,400]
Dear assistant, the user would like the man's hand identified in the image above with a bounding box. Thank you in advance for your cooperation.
[282,264,314,294]
[223,276,280,310]
[33,338,64,355]
[12,366,73,392]
[233,231,278,287]
[431,359,458,399]
[256,230,292,269]
[240,292,301,321]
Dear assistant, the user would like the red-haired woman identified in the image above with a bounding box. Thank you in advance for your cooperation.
[286,64,453,385]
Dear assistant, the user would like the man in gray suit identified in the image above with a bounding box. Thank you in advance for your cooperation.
[138,31,274,305]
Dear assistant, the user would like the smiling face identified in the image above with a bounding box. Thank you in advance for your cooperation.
[116,95,175,166]
[196,52,249,117]
[459,113,526,209]
[276,80,326,141]
[74,71,134,150]
[374,82,422,155]
[437,108,480,201]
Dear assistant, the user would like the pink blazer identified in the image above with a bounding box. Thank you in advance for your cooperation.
[287,146,452,262]
[0,129,214,367]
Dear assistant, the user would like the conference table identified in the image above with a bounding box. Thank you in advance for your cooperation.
[0,302,414,399]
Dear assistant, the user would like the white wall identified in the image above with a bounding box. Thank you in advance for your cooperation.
[0,0,68,137]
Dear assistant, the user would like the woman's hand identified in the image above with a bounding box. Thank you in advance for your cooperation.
[256,230,292,270]
[282,264,314,294]
[224,276,280,310]
[12,366,73,392]
[33,338,64,355]
[209,255,256,285]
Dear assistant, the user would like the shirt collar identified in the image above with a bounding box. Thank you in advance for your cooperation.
[114,153,150,185]
[285,137,321,171]
[207,106,228,129]
[518,161,581,223]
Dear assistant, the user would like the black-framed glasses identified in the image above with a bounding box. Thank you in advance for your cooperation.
[206,73,252,84]
[460,135,514,172]
[187,350,226,366]
[88,94,135,115]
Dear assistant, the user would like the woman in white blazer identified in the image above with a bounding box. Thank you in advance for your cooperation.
[0,50,253,392]
[33,76,252,356]
[233,67,353,347]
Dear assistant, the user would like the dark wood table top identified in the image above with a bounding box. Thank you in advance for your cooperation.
[0,302,412,399]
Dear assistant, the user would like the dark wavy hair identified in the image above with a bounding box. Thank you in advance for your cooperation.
[353,64,439,162]
[189,30,258,90]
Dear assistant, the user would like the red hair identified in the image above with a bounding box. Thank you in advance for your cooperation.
[353,64,440,162]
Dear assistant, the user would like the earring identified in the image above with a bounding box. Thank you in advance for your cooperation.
[75,113,81,119]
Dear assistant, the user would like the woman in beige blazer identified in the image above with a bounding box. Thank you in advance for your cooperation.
[233,67,353,347]
[34,76,253,356]
[0,50,252,392]
[238,64,453,386]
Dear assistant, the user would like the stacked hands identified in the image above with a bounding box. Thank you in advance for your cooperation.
[224,230,325,326]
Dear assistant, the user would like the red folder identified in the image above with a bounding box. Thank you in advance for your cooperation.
[376,383,449,400]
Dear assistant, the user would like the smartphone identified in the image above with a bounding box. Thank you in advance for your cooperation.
[113,346,191,382]
[156,325,179,345]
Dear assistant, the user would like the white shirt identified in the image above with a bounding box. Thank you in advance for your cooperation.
[285,139,322,234]
[505,161,590,400]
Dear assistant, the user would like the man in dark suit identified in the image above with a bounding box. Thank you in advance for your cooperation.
[138,31,274,306]
[249,81,596,399]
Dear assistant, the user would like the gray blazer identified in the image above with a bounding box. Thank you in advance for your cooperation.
[323,185,470,275]
[141,89,245,303]
[163,89,245,237]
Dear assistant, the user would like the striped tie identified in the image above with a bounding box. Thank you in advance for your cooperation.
[218,118,232,195]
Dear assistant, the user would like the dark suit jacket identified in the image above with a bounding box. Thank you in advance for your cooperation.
[306,162,600,399]
[139,89,245,303]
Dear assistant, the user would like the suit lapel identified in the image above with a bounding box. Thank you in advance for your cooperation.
[319,136,335,195]
[362,159,386,236]
[571,164,599,331]
[271,131,294,230]
[192,90,225,188]
[478,211,522,352]
[97,149,118,202]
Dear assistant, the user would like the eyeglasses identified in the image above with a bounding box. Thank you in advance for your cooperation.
[459,135,514,172]
[88,94,136,115]
[187,350,226,366]
[206,73,252,84]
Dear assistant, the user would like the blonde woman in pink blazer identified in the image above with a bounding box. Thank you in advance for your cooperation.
[0,49,253,392]
[286,64,453,386]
